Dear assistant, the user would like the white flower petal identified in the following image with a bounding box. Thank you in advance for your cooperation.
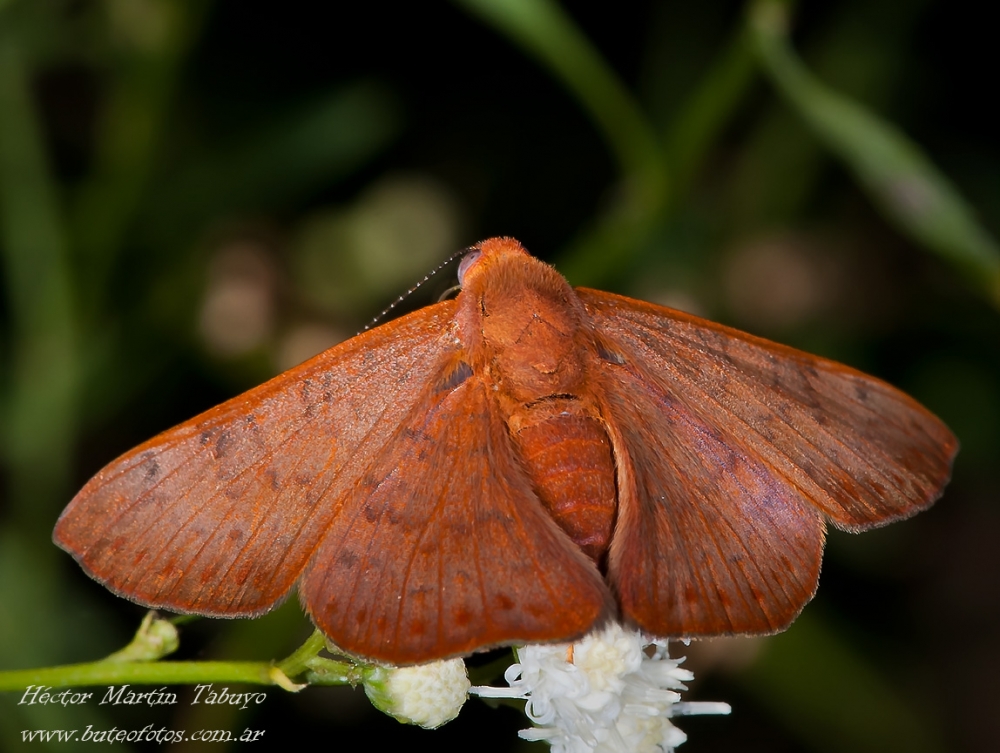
[471,624,730,752]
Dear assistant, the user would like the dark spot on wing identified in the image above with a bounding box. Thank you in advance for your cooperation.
[299,378,313,400]
[854,381,870,402]
[143,455,160,482]
[385,502,405,527]
[495,592,515,611]
[337,549,359,569]
[403,426,433,444]
[408,618,427,636]
[411,583,436,598]
[436,361,474,393]
[596,342,626,365]
[214,430,233,459]
[453,608,472,627]
[264,468,280,491]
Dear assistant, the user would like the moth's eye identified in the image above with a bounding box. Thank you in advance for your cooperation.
[457,249,483,286]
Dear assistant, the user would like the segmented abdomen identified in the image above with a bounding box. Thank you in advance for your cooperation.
[514,412,617,565]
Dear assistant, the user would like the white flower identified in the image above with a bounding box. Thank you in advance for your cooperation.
[363,657,470,729]
[472,624,730,752]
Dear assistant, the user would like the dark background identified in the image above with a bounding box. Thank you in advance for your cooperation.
[1,0,997,751]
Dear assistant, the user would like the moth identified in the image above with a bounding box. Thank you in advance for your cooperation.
[55,237,957,665]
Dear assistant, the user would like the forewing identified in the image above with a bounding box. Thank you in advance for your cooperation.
[579,289,957,637]
[301,369,613,665]
[54,302,462,617]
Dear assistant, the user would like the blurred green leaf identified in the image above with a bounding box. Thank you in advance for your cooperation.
[0,30,76,520]
[142,82,401,247]
[72,0,211,314]
[750,0,1000,302]
[664,26,757,194]
[742,611,947,753]
[0,32,86,749]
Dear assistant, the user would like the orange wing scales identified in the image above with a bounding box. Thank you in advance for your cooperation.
[580,288,956,637]
[54,302,464,617]
[602,364,825,636]
[581,289,956,531]
[301,376,612,665]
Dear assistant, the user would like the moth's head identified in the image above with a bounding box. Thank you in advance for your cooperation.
[457,237,530,291]
[453,238,585,391]
[455,238,577,326]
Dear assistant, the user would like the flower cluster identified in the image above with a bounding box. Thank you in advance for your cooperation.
[473,624,730,753]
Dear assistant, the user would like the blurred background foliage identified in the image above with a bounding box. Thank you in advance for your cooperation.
[1,0,997,751]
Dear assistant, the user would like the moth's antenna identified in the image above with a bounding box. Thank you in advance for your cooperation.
[362,245,473,332]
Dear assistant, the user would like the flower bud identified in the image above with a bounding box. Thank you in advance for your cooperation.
[363,658,470,729]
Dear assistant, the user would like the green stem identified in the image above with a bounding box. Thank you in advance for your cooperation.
[664,26,758,194]
[275,630,327,679]
[0,661,277,692]
[0,625,360,693]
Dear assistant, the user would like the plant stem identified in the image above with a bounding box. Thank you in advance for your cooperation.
[0,661,276,692]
